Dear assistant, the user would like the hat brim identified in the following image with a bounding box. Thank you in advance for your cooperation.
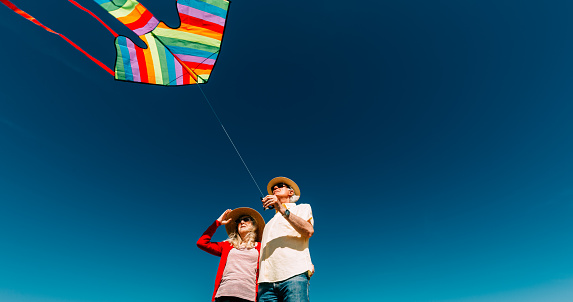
[267,176,301,197]
[224,207,265,242]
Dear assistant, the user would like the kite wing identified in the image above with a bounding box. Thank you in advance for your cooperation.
[94,0,230,85]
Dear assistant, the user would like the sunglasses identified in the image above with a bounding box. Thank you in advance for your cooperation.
[235,216,254,224]
[272,183,291,190]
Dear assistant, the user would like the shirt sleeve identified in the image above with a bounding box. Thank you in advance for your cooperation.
[196,220,224,256]
[296,204,314,226]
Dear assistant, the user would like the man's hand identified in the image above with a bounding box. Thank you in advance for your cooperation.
[217,209,232,225]
[262,195,281,210]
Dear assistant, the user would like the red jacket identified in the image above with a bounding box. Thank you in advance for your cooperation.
[197,220,261,301]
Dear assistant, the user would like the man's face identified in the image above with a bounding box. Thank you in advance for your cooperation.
[272,183,294,199]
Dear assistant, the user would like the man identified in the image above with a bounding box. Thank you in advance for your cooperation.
[258,176,314,302]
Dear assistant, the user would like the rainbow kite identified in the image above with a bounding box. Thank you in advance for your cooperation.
[1,0,230,85]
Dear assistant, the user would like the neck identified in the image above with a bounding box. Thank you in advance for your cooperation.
[278,196,291,204]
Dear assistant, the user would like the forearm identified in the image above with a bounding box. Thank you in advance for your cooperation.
[279,208,314,238]
[197,220,223,255]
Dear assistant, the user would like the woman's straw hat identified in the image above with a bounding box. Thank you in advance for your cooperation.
[267,176,301,197]
[224,207,265,242]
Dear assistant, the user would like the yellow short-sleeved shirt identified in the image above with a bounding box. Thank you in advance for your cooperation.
[258,203,314,283]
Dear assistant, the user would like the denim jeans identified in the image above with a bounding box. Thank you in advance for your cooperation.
[258,272,310,302]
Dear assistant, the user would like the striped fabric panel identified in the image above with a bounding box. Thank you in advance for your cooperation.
[94,0,159,35]
[152,0,229,83]
[114,34,196,85]
[107,0,230,85]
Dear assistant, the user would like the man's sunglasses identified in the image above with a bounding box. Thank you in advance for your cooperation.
[272,183,291,190]
[235,216,254,224]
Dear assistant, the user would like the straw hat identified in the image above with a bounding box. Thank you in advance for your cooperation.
[224,207,265,242]
[267,176,301,197]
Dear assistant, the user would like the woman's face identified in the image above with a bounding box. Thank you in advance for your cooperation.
[236,216,255,237]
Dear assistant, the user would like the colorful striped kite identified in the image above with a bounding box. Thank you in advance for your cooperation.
[1,0,231,85]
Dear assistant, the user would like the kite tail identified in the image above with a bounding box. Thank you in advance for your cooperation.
[67,0,119,37]
[0,0,114,76]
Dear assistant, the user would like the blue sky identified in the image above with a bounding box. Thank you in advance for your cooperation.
[1,1,573,301]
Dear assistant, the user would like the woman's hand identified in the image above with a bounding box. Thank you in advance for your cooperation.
[217,209,232,225]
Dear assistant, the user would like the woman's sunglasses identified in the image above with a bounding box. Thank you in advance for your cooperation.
[235,216,254,224]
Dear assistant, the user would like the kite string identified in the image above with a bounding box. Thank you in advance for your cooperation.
[61,0,262,196]
[195,84,265,198]
[154,44,264,198]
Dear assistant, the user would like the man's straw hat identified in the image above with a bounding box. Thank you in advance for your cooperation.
[224,207,265,242]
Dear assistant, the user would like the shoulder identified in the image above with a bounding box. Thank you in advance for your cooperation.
[293,203,312,211]
[292,203,313,218]
[293,203,314,224]
[219,241,233,249]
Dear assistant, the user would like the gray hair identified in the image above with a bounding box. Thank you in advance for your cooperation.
[288,187,300,203]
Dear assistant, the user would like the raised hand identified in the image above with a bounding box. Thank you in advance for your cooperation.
[217,209,232,225]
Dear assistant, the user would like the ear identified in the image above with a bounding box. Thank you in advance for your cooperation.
[288,189,294,196]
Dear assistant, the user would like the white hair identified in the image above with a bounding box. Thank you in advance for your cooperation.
[289,193,300,203]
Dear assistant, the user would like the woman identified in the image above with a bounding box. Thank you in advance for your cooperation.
[197,207,265,302]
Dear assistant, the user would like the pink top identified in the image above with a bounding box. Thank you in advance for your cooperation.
[215,247,259,301]
[197,221,261,301]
